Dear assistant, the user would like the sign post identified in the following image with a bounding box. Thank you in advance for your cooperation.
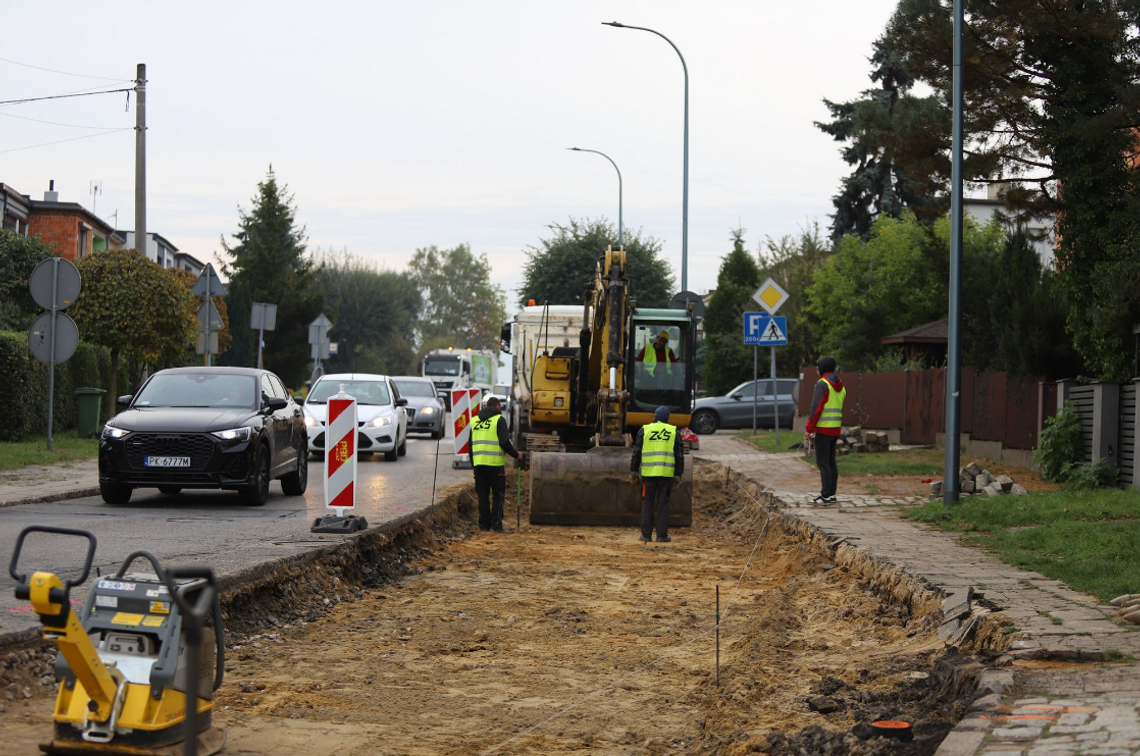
[250,302,277,370]
[308,314,332,385]
[751,278,791,446]
[743,309,789,445]
[450,388,481,470]
[312,384,368,534]
[192,263,227,365]
[28,257,81,450]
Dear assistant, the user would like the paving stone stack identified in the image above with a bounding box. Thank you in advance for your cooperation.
[803,426,890,456]
[929,461,1029,497]
[1111,593,1140,625]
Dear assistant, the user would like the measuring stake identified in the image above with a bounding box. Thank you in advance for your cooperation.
[716,584,721,687]
[430,423,442,509]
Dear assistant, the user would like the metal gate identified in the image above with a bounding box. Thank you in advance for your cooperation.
[1068,385,1096,463]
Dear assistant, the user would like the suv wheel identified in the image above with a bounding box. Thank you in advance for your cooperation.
[100,481,133,504]
[280,444,308,496]
[691,409,719,435]
[239,445,271,506]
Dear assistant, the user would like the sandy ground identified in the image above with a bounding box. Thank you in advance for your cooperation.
[1,464,967,756]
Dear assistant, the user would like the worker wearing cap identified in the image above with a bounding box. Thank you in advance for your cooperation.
[805,356,846,504]
[630,405,684,543]
[469,396,522,532]
[635,331,676,377]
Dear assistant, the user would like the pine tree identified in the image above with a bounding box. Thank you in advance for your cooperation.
[702,230,761,396]
[220,166,323,387]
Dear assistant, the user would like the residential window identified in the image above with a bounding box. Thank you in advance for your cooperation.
[77,227,89,258]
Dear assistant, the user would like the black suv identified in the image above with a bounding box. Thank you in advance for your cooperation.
[98,367,307,505]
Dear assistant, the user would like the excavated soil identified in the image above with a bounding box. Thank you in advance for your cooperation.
[0,463,987,755]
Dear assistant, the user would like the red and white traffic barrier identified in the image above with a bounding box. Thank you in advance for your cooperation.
[324,389,357,513]
[451,388,481,469]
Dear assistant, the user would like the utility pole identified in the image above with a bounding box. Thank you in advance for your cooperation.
[943,0,965,505]
[134,64,146,258]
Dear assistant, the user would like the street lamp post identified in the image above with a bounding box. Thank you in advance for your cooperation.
[603,21,688,292]
[568,147,623,246]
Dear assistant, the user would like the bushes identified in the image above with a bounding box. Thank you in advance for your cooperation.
[1033,401,1117,489]
[0,330,113,441]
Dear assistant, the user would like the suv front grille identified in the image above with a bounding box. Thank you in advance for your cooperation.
[125,433,215,470]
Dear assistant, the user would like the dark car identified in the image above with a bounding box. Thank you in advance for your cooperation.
[98,367,308,506]
[690,378,799,434]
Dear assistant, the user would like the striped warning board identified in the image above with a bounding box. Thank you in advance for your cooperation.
[324,390,357,512]
[451,388,481,456]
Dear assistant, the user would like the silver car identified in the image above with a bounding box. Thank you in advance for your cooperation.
[690,378,798,435]
[392,376,447,439]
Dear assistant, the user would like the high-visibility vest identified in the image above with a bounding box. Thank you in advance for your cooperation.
[471,414,506,467]
[643,345,674,376]
[639,421,677,477]
[816,378,846,429]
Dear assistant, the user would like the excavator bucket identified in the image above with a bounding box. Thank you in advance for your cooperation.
[529,447,693,526]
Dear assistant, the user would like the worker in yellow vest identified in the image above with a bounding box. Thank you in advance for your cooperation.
[630,405,684,542]
[636,331,676,377]
[469,396,522,532]
[804,356,846,503]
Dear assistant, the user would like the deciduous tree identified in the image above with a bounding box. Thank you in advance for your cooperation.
[703,230,761,396]
[519,218,674,308]
[409,243,506,353]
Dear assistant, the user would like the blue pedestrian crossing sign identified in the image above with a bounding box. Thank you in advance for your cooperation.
[743,312,788,346]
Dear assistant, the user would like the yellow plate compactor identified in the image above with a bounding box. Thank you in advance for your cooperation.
[10,526,226,756]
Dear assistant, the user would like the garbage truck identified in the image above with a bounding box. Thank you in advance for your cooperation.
[421,347,498,409]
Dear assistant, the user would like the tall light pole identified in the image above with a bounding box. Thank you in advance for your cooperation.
[568,147,623,246]
[944,0,965,505]
[603,21,688,291]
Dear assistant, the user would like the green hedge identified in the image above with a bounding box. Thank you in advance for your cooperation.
[1,330,115,441]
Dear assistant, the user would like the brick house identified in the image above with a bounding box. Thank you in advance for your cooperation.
[2,181,123,258]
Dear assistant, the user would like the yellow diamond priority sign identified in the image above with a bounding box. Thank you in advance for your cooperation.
[752,278,789,315]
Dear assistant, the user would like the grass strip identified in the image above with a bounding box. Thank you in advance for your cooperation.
[906,488,1140,603]
[0,430,99,471]
[736,430,803,454]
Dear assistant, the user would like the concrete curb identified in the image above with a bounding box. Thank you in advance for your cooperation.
[0,486,100,510]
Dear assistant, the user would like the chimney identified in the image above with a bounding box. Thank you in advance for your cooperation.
[44,180,59,203]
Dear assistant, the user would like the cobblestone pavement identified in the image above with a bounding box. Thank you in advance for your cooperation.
[694,434,1140,756]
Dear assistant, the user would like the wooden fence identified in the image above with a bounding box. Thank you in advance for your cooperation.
[797,367,1055,450]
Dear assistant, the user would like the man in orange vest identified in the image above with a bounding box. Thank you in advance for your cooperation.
[804,356,846,504]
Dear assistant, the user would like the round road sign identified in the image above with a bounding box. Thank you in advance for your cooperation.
[29,257,82,311]
[670,290,706,321]
[28,312,79,365]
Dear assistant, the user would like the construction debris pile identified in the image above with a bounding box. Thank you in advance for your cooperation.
[930,462,1028,497]
[804,426,891,456]
[1111,594,1140,625]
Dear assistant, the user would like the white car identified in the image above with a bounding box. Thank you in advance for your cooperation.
[302,374,408,461]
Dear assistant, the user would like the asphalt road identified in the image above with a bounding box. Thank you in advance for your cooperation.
[0,424,474,640]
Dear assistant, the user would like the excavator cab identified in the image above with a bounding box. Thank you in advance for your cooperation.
[626,311,694,431]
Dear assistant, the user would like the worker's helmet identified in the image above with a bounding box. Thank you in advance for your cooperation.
[657,330,670,341]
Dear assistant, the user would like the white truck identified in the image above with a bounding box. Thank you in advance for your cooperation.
[499,304,586,445]
[420,348,498,409]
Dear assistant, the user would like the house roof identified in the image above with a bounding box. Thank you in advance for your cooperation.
[30,200,116,235]
[881,317,949,345]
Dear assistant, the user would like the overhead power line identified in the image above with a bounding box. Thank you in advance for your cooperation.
[0,87,134,107]
[0,111,126,130]
[0,128,131,155]
[0,56,132,82]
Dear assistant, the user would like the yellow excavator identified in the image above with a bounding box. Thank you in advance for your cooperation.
[504,246,697,525]
[10,526,225,756]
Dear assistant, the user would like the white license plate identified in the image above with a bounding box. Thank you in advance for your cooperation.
[144,456,190,468]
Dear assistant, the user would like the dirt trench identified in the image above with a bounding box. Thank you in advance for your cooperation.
[1,462,994,755]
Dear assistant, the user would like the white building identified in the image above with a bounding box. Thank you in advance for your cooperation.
[119,231,204,275]
[964,184,1056,267]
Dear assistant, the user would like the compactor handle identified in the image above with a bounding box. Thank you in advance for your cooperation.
[164,566,225,693]
[114,550,168,583]
[8,525,97,587]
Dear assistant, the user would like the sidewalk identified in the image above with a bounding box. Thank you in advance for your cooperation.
[0,459,98,507]
[694,434,1140,756]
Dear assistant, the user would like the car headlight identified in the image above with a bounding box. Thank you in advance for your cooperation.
[421,406,435,415]
[211,427,252,442]
[101,425,128,440]
[303,414,317,427]
[368,416,392,428]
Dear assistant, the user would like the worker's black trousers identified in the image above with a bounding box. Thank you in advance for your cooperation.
[815,434,839,498]
[640,476,673,540]
[474,465,507,530]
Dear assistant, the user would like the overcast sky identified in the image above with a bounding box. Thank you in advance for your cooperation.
[1,1,901,304]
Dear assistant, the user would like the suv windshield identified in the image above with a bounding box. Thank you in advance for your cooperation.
[424,358,460,376]
[394,380,436,398]
[135,373,257,408]
[307,380,391,406]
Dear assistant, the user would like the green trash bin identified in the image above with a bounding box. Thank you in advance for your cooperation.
[76,388,107,438]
